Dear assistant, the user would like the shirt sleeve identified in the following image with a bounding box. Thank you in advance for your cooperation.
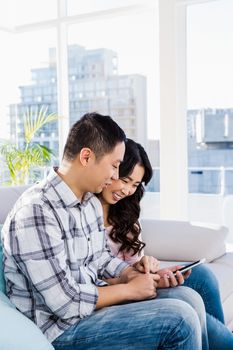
[97,235,129,279]
[10,204,98,320]
[90,197,129,279]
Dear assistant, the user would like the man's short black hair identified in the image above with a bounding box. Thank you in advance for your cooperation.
[63,112,126,161]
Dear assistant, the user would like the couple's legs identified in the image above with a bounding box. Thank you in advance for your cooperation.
[183,265,233,349]
[184,265,224,322]
[53,266,231,350]
[157,286,208,350]
[52,297,202,350]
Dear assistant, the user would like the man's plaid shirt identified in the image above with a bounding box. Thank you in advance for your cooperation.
[2,169,128,342]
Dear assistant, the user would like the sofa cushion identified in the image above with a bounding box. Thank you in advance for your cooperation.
[0,224,6,293]
[141,219,228,262]
[0,291,54,350]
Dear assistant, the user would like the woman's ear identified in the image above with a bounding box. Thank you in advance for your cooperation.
[79,148,92,166]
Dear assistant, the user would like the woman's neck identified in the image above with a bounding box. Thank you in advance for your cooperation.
[100,200,110,227]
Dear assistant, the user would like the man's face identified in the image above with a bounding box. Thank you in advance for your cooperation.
[87,142,125,193]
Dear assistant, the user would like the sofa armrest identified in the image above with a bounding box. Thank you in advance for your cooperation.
[140,219,228,262]
[0,292,54,350]
[0,185,29,224]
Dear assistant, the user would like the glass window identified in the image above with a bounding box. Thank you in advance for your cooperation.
[12,0,56,26]
[67,0,148,16]
[67,10,158,159]
[187,0,233,195]
[0,28,58,184]
[0,1,159,191]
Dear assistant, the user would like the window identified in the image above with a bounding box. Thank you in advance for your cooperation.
[0,28,58,141]
[187,0,233,195]
[14,0,56,25]
[0,0,159,190]
[0,28,58,184]
[67,10,158,166]
[67,0,148,16]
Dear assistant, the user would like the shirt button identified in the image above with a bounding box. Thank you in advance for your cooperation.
[88,237,90,241]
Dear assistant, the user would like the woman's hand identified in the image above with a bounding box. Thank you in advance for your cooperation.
[133,256,160,274]
[157,265,191,289]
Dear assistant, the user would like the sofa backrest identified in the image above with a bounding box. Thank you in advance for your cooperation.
[0,186,30,293]
[141,218,228,262]
[0,186,29,224]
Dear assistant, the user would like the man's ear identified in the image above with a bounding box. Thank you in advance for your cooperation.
[79,148,93,166]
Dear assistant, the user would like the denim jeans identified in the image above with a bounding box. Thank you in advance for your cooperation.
[157,286,208,350]
[183,264,233,349]
[52,297,202,350]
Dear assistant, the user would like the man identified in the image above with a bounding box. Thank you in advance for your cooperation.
[2,113,203,349]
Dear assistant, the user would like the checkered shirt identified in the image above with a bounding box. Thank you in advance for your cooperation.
[2,169,128,342]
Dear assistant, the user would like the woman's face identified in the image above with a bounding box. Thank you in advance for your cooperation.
[100,163,145,205]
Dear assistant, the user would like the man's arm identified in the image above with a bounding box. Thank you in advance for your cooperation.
[96,272,160,309]
[10,204,98,319]
[10,203,159,316]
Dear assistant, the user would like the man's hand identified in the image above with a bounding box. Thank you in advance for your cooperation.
[119,266,141,283]
[133,256,160,274]
[97,271,161,309]
[127,272,160,300]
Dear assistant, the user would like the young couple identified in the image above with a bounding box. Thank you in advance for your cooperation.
[2,113,233,349]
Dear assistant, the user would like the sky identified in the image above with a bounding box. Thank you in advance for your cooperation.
[0,0,233,140]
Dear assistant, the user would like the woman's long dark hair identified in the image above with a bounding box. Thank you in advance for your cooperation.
[108,138,153,256]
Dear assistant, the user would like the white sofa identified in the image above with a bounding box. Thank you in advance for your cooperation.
[0,186,233,332]
[141,219,233,331]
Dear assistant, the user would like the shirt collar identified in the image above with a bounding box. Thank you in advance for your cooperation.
[46,168,93,208]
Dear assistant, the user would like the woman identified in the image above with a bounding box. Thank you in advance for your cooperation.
[98,138,233,350]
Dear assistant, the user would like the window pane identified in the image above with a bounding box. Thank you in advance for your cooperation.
[4,0,57,26]
[67,0,151,16]
[66,10,159,191]
[187,0,233,195]
[0,29,58,184]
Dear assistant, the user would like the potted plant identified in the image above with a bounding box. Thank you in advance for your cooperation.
[0,106,58,186]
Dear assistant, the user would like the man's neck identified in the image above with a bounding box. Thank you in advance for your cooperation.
[56,163,85,201]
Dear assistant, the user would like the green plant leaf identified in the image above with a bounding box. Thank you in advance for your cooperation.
[0,105,58,185]
[24,106,58,145]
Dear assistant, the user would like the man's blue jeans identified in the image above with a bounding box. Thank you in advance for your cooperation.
[53,291,203,350]
[157,286,208,350]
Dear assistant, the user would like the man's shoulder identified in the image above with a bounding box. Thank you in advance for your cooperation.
[7,180,56,220]
[2,181,59,239]
[89,195,103,215]
[18,180,51,205]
